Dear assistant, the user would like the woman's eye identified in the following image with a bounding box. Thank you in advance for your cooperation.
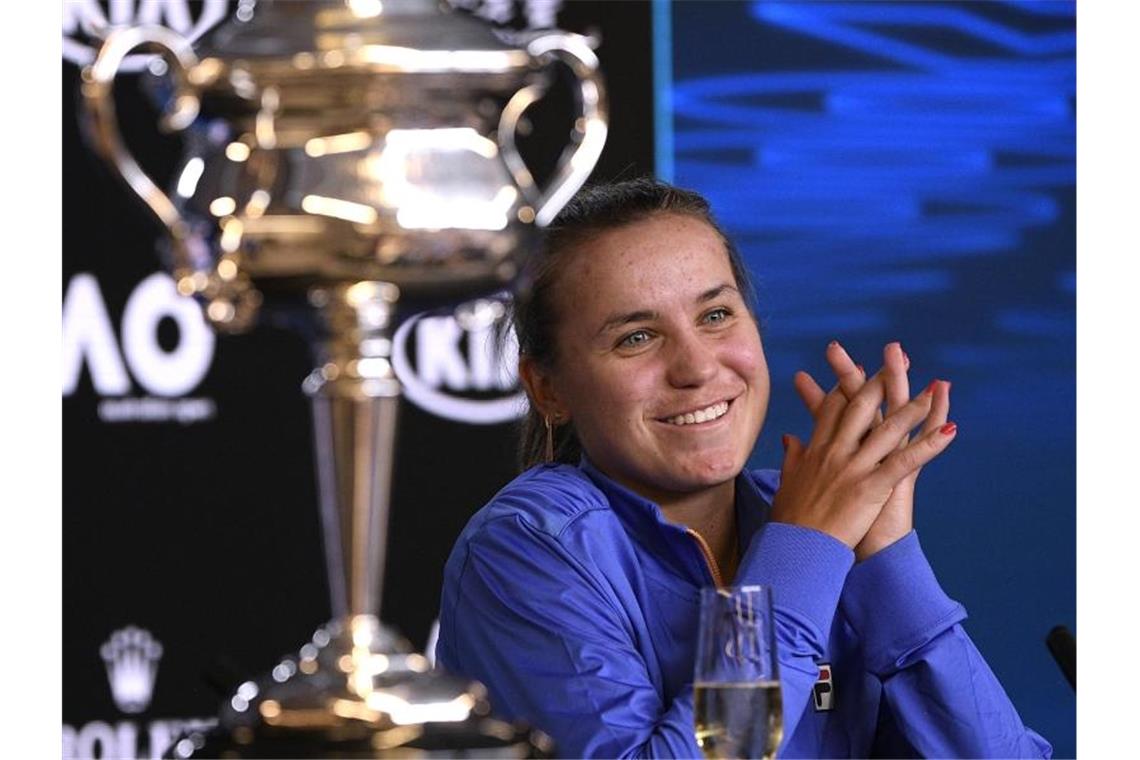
[619,330,652,349]
[703,307,731,325]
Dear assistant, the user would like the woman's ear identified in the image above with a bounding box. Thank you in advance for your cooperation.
[519,356,568,422]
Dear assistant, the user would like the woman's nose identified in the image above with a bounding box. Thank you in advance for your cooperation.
[665,332,718,388]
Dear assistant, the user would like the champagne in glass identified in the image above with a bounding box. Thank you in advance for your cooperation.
[693,586,783,759]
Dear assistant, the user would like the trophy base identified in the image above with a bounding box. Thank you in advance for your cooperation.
[166,616,553,758]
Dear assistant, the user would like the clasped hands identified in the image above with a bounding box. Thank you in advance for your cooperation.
[771,341,955,561]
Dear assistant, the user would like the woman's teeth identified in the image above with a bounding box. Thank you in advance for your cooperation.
[666,401,729,426]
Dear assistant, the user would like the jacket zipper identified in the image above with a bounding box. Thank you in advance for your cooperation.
[685,528,725,588]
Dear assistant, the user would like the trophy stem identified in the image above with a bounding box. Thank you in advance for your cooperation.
[303,281,402,623]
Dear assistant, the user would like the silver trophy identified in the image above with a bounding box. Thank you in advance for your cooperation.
[81,0,606,754]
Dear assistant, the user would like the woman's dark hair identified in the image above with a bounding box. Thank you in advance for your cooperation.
[511,176,757,470]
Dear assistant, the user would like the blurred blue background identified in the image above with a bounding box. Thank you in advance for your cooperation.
[658,1,1075,754]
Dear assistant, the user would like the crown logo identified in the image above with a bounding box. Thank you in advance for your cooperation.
[101,626,163,714]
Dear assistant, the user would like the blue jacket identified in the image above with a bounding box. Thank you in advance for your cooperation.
[437,460,1052,758]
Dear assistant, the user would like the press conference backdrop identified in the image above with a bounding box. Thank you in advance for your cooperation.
[62,1,1075,758]
[661,1,1075,756]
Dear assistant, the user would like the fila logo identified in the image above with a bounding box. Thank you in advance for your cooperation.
[391,306,526,425]
[101,626,163,715]
[62,0,229,73]
[812,662,834,712]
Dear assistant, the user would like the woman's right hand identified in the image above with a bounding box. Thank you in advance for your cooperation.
[770,364,957,549]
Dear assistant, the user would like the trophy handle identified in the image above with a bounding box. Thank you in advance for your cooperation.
[82,25,201,248]
[498,33,609,227]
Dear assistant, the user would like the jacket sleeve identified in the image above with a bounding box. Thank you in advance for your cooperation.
[436,512,702,759]
[840,531,1053,758]
[734,521,856,752]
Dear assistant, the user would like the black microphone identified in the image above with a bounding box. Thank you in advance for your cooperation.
[1045,625,1075,691]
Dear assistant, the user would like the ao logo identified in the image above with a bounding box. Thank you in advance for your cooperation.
[62,0,229,73]
[62,272,215,398]
[392,311,527,425]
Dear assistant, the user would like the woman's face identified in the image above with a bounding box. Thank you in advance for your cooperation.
[538,213,769,501]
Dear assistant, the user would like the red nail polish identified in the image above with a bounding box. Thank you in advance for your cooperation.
[924,379,939,395]
[781,433,791,450]
[940,422,957,435]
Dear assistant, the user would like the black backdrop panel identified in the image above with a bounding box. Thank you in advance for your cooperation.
[62,2,654,753]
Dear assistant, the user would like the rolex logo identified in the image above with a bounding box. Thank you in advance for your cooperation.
[101,626,163,714]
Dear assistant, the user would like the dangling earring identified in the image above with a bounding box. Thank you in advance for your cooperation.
[544,415,555,462]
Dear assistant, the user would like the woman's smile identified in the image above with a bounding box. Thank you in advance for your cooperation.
[656,397,734,427]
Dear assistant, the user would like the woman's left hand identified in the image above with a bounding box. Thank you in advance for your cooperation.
[793,341,951,561]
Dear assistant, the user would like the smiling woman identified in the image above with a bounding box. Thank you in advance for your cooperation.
[435,178,1051,758]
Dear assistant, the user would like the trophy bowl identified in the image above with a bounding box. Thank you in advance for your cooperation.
[83,0,607,331]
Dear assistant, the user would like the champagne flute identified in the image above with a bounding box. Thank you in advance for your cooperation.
[693,585,783,759]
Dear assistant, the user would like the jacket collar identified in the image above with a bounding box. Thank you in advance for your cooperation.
[578,456,772,584]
